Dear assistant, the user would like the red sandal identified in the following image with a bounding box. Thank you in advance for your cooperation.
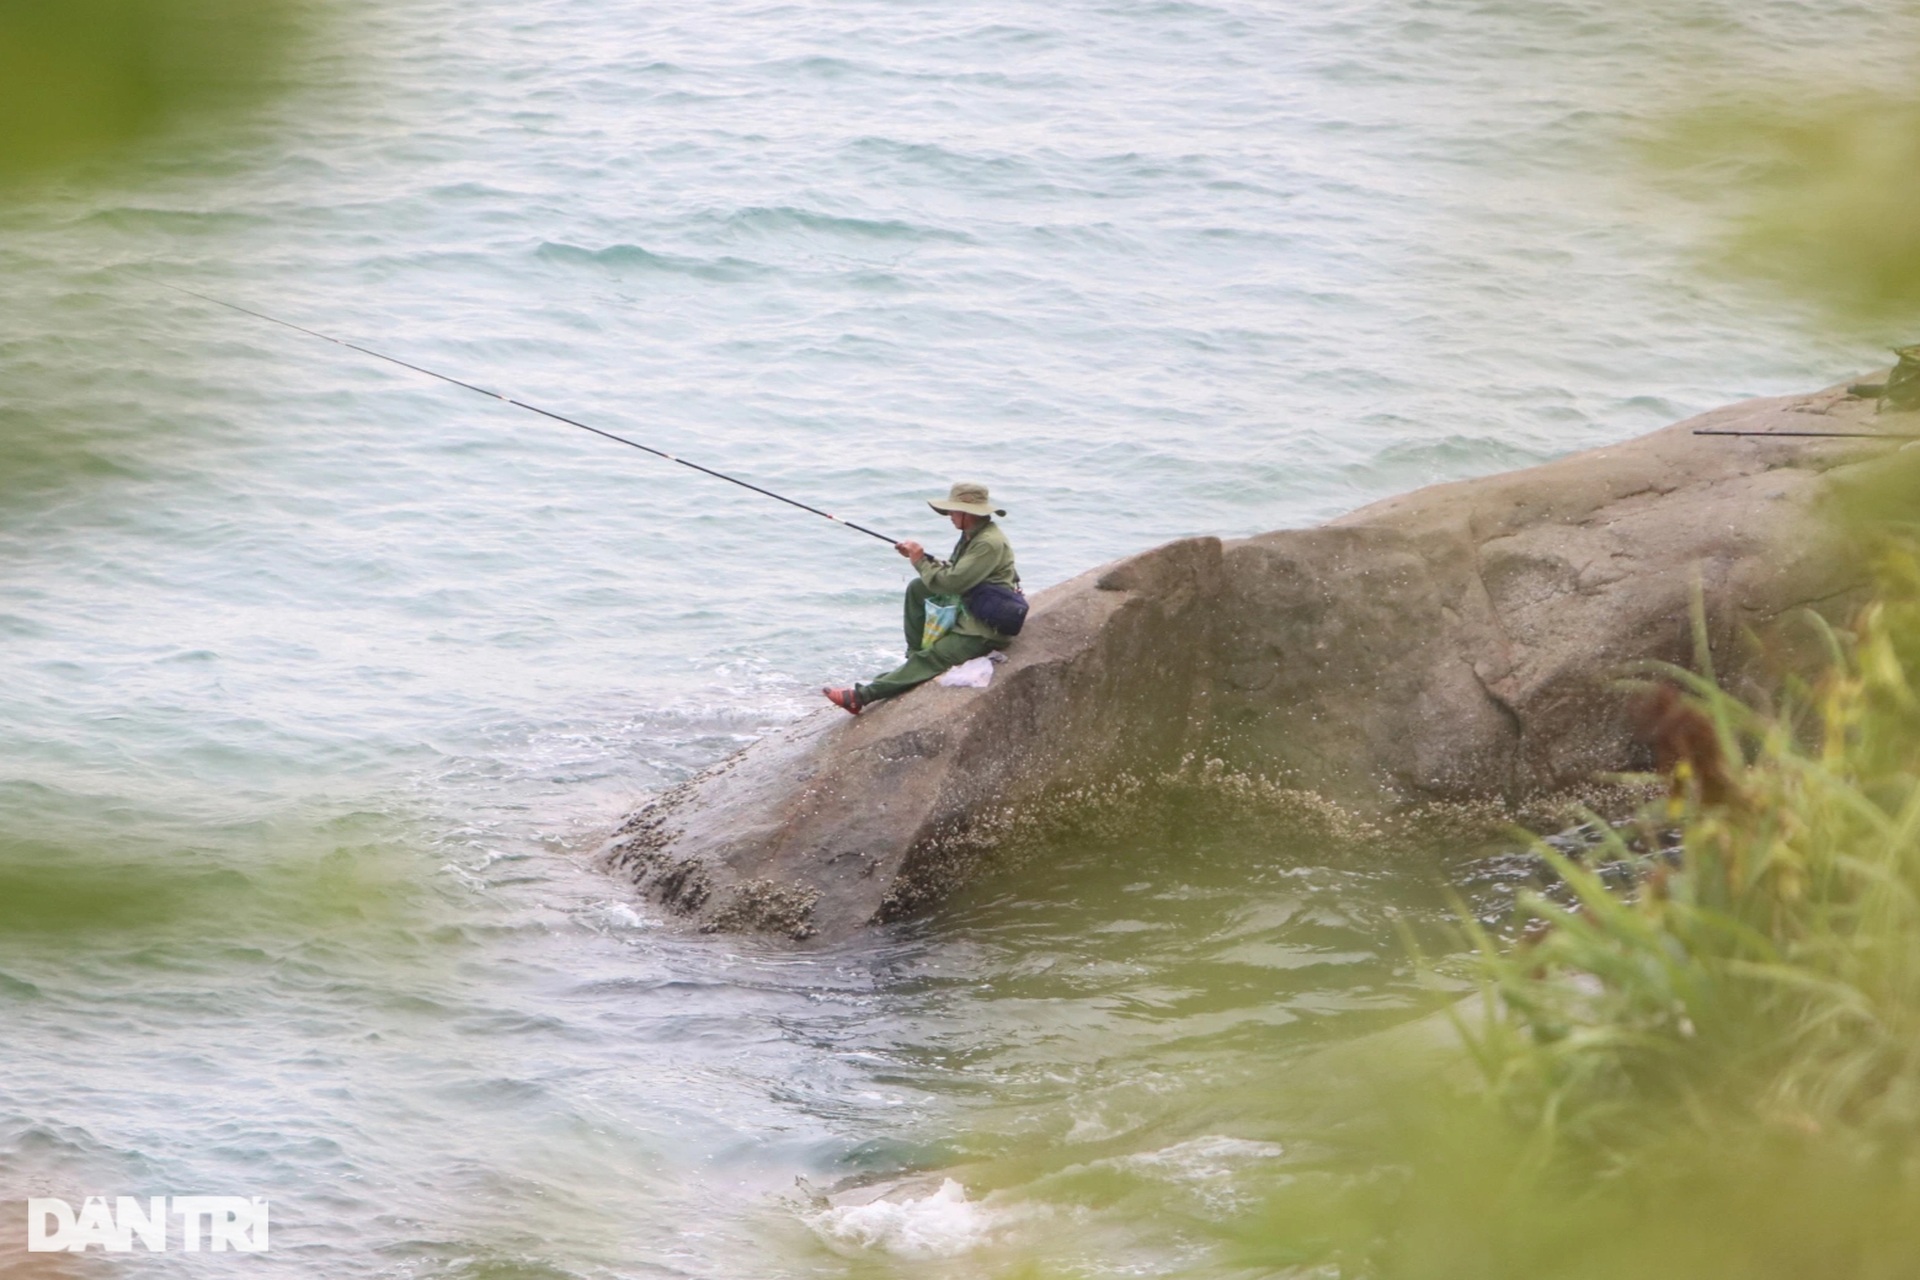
[823,687,862,716]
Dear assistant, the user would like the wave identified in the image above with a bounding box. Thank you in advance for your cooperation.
[716,205,975,244]
[533,240,773,281]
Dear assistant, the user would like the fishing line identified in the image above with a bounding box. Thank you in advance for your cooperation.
[1693,429,1920,440]
[156,281,904,545]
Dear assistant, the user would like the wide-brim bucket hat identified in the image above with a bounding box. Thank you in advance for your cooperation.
[928,481,1005,517]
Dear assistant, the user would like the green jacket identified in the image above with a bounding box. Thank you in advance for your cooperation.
[917,519,1020,640]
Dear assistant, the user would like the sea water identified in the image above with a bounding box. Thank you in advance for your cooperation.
[1,0,1912,1274]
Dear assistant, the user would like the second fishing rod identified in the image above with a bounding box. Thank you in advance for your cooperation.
[161,282,907,547]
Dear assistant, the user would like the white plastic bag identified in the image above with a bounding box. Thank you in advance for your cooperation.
[936,655,996,688]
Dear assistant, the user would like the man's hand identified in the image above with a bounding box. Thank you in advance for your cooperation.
[894,540,925,563]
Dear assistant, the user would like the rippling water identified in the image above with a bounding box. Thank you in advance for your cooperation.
[2,0,1912,1273]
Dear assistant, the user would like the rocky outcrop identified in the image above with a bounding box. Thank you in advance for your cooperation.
[601,383,1895,939]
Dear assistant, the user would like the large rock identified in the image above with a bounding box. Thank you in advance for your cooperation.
[601,384,1891,939]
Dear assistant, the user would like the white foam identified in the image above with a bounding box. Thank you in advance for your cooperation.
[1123,1134,1285,1175]
[586,900,653,931]
[1105,1136,1287,1211]
[1064,1109,1121,1143]
[809,1179,998,1260]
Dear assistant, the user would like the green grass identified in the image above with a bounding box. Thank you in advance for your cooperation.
[1229,472,1920,1278]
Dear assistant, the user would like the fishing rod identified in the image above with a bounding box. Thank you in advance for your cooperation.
[156,281,905,545]
[1693,429,1920,441]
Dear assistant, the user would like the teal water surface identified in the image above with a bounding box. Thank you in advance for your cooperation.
[2,0,1914,1274]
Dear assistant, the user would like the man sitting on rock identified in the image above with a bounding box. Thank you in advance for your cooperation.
[824,482,1023,715]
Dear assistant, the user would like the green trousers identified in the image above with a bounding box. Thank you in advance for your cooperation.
[856,578,999,706]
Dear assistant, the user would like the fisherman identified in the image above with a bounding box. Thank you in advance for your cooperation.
[824,482,1023,715]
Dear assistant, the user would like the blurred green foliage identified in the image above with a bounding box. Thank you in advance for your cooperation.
[1227,504,1920,1276]
[1830,440,1920,538]
[0,0,308,177]
[1653,89,1920,325]
[1242,1099,1920,1280]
